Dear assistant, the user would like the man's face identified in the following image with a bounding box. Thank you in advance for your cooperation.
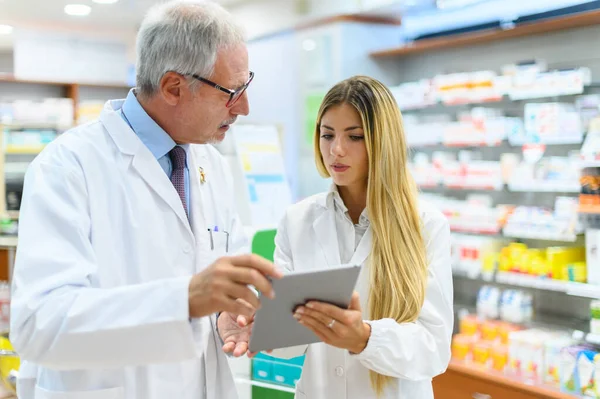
[174,43,251,144]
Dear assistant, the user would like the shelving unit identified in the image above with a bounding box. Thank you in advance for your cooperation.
[434,359,582,399]
[421,182,580,193]
[370,9,600,59]
[371,7,600,399]
[0,75,130,127]
[453,270,600,300]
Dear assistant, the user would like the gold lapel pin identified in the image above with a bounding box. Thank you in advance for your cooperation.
[199,167,207,184]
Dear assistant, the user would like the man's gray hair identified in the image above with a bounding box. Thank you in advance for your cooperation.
[136,1,245,98]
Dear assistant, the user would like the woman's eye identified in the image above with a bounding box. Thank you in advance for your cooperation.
[320,134,333,140]
[350,135,364,141]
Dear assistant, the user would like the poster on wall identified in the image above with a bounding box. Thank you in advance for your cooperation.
[231,124,292,227]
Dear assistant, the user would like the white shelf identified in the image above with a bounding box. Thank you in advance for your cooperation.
[566,282,600,299]
[586,333,600,345]
[509,135,584,146]
[495,272,569,292]
[0,237,17,248]
[502,227,579,242]
[234,378,296,393]
[580,160,600,168]
[455,270,600,299]
[1,122,70,130]
[508,182,580,193]
[450,226,502,235]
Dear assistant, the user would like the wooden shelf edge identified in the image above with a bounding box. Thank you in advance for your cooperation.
[371,9,600,58]
[297,14,401,30]
[0,75,131,89]
[447,360,579,399]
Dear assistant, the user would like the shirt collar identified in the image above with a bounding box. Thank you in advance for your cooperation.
[121,89,187,161]
[327,184,370,225]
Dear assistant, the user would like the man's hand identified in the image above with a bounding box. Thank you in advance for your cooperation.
[219,309,254,357]
[188,254,282,319]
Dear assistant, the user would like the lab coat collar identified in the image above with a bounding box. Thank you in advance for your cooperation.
[100,99,193,235]
[313,186,373,267]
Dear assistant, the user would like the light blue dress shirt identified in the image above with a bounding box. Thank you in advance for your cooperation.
[119,90,190,216]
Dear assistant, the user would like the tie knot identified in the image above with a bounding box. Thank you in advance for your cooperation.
[169,146,186,170]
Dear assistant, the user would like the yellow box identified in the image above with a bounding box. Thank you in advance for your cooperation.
[473,341,491,367]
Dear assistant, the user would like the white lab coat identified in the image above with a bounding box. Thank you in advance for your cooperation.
[10,99,247,399]
[270,192,454,399]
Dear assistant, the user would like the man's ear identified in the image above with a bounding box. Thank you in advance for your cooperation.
[159,72,186,106]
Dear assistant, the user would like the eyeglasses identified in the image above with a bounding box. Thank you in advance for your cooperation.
[191,71,254,108]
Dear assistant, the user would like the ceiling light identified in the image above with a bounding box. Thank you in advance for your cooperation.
[64,4,92,16]
[92,0,119,4]
[0,25,13,35]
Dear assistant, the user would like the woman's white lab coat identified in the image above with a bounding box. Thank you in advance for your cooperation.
[270,191,454,399]
[9,99,246,399]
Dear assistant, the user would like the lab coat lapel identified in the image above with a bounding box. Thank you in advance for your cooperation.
[131,152,192,233]
[101,102,192,235]
[350,226,372,266]
[312,208,341,266]
[188,147,208,237]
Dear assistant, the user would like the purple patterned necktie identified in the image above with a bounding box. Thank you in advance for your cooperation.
[169,146,187,217]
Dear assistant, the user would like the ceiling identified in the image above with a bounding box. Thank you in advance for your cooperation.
[0,0,260,32]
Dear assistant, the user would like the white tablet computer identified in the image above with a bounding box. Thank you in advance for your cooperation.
[249,264,362,353]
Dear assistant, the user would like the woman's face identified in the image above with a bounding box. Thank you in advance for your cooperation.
[319,103,369,190]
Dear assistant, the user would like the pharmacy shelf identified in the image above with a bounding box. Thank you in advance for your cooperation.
[579,205,600,214]
[0,236,17,249]
[450,226,502,235]
[453,270,600,300]
[508,135,584,146]
[495,272,570,292]
[420,184,503,192]
[502,227,579,242]
[508,182,580,193]
[234,378,296,393]
[586,333,600,345]
[5,146,46,155]
[442,359,582,399]
[410,136,584,149]
[370,9,600,58]
[421,182,579,193]
[1,122,69,130]
[6,211,18,220]
[0,75,130,90]
[401,88,591,112]
[580,159,600,168]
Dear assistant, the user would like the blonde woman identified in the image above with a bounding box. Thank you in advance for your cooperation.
[269,76,453,398]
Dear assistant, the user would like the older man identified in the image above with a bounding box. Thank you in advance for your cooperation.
[9,2,280,398]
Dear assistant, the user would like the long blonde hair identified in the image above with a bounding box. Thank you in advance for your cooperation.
[314,76,428,395]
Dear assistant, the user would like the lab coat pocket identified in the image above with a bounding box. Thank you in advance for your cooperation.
[211,231,230,256]
[34,385,124,399]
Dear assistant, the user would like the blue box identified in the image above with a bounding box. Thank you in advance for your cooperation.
[254,353,305,366]
[252,358,273,383]
[271,362,303,387]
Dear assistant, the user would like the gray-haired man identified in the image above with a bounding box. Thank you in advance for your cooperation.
[10,2,280,398]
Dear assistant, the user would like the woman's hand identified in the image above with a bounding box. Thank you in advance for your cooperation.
[294,292,371,354]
